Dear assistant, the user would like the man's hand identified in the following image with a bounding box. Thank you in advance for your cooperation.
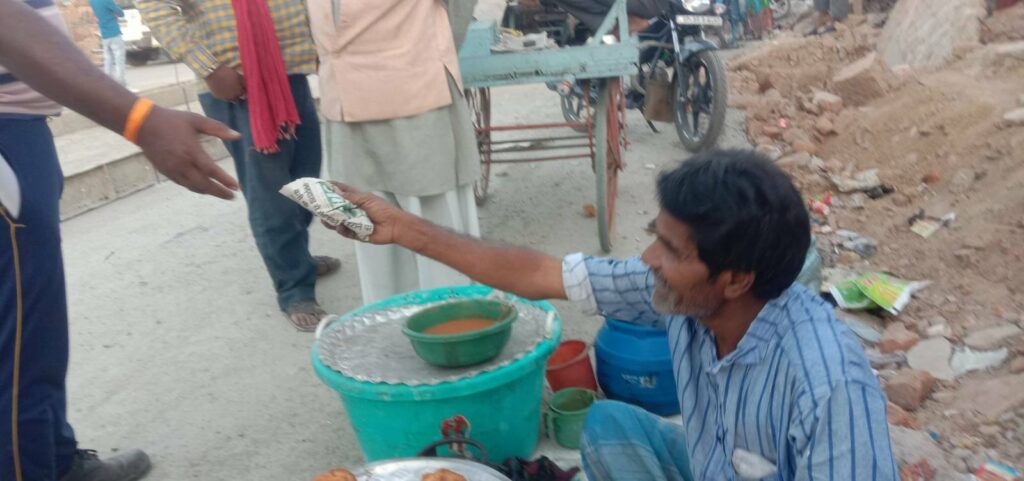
[205,64,245,102]
[714,3,728,15]
[136,106,241,199]
[322,181,566,301]
[325,182,410,245]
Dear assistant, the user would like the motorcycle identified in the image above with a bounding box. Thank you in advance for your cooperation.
[549,0,729,152]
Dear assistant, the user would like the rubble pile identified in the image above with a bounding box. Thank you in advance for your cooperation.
[728,0,1024,477]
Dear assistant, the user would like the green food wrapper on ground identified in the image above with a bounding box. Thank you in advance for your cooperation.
[854,272,930,315]
[829,279,879,310]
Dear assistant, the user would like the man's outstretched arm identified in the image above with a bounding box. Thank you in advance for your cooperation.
[330,184,567,301]
[0,0,240,199]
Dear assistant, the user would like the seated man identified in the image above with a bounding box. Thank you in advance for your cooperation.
[325,149,897,481]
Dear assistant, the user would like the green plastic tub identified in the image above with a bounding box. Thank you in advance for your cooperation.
[404,299,517,367]
[312,286,562,462]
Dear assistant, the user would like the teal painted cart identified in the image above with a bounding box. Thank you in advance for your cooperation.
[457,0,639,253]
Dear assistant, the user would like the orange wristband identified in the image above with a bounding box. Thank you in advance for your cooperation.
[123,98,155,144]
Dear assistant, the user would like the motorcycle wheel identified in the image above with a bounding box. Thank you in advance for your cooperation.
[673,49,727,153]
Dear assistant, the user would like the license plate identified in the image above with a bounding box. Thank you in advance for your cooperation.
[675,15,723,27]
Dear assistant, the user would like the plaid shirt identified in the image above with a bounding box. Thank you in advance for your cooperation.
[137,0,316,78]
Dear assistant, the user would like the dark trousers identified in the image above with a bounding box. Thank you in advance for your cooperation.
[0,117,77,481]
[198,75,323,310]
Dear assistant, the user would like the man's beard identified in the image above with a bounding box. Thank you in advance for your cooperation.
[652,272,721,319]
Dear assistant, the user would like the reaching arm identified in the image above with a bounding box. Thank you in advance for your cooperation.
[111,0,124,18]
[0,0,240,199]
[331,184,567,301]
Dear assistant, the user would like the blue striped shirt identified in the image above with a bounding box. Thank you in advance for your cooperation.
[562,254,898,481]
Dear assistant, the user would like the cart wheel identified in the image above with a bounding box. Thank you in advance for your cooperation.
[465,88,492,205]
[595,78,624,253]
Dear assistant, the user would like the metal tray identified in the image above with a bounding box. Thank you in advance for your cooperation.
[354,458,510,481]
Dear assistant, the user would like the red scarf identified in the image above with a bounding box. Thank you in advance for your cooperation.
[230,0,300,153]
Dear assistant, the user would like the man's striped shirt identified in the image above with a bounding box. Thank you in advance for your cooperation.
[562,254,898,481]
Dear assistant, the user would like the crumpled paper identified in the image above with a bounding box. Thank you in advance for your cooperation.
[279,178,374,240]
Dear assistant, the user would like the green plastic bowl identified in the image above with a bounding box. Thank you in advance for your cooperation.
[403,299,517,368]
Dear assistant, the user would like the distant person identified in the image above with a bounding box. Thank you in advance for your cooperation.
[138,0,340,331]
[88,0,126,86]
[1,0,241,479]
[807,0,848,35]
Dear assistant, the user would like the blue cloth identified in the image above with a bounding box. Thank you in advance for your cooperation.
[0,117,78,481]
[583,400,694,481]
[569,256,898,481]
[198,75,322,311]
[89,0,123,40]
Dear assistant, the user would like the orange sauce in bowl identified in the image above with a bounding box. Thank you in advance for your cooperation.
[423,318,497,335]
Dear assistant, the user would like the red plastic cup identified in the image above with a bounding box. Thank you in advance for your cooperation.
[545,340,598,392]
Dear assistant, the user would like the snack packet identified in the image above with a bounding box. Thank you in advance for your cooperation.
[854,272,929,315]
[279,178,374,240]
[829,278,878,310]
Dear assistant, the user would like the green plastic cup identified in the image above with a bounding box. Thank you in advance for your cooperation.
[403,299,517,368]
[544,388,596,449]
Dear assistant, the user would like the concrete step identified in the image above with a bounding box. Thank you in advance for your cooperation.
[57,101,228,220]
[49,80,202,137]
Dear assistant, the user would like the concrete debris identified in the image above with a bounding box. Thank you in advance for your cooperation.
[843,316,883,344]
[877,0,987,68]
[949,168,976,194]
[830,52,894,106]
[776,152,812,168]
[952,374,1024,418]
[836,229,878,258]
[963,323,1023,350]
[889,427,960,481]
[756,143,784,161]
[811,90,844,113]
[815,117,837,136]
[950,347,1009,376]
[866,347,908,368]
[1003,108,1024,127]
[907,337,956,381]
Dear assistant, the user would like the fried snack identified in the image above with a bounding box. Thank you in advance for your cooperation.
[421,468,467,481]
[312,468,357,481]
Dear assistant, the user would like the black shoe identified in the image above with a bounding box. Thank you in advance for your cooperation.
[59,449,151,481]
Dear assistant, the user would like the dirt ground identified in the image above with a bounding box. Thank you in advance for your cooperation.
[727,2,1024,475]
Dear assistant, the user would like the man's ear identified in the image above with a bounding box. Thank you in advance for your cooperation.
[717,270,755,300]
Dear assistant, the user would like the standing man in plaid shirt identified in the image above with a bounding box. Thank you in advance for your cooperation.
[138,0,340,331]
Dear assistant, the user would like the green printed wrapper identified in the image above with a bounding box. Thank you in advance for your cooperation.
[280,178,375,240]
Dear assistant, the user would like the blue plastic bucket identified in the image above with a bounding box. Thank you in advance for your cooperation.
[594,319,679,416]
[312,286,562,462]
